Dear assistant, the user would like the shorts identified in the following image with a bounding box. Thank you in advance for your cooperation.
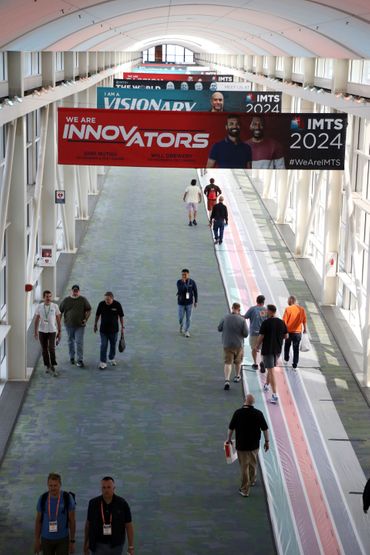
[224,347,244,365]
[249,335,260,349]
[207,198,217,211]
[186,202,198,211]
[262,354,278,369]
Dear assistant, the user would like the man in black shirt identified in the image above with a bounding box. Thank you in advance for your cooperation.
[176,268,198,338]
[84,476,134,555]
[254,304,288,404]
[94,292,124,370]
[209,196,228,245]
[228,394,269,497]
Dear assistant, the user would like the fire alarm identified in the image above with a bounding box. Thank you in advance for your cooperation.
[25,283,33,292]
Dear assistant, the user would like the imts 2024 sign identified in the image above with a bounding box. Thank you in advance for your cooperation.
[58,108,347,170]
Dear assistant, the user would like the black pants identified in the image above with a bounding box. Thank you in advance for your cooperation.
[41,536,69,555]
[284,333,301,366]
[39,332,57,368]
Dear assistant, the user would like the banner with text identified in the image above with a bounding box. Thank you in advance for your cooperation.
[97,88,281,113]
[58,109,347,170]
[114,78,249,91]
[123,72,217,81]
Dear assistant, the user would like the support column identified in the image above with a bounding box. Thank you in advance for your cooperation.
[321,171,341,304]
[303,58,315,86]
[76,89,90,218]
[332,59,349,94]
[275,171,290,223]
[61,165,77,252]
[7,117,27,380]
[40,103,57,295]
[7,52,25,97]
[295,172,311,256]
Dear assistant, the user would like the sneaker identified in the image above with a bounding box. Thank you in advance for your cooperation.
[193,219,197,225]
[214,239,219,244]
[76,360,84,368]
[219,240,223,244]
[263,383,270,392]
[50,366,59,377]
[109,359,117,366]
[184,331,190,338]
[270,394,279,404]
[252,364,258,370]
[292,363,297,369]
[70,358,75,365]
[251,481,256,487]
[238,489,249,497]
[179,325,183,334]
[233,375,241,383]
[99,362,107,370]
[188,221,192,226]
[259,361,265,373]
[224,381,230,390]
[45,367,51,375]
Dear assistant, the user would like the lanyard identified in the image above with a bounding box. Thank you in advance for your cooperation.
[43,304,51,320]
[101,501,112,525]
[48,494,61,521]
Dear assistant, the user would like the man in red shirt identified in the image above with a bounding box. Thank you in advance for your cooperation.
[282,295,307,369]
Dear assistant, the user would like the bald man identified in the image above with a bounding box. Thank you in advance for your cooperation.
[227,394,269,497]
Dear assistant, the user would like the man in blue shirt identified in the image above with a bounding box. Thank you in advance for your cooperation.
[34,473,76,555]
[177,268,198,338]
[206,114,252,169]
[244,295,268,371]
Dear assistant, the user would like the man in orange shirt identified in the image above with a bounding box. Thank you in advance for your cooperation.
[283,296,307,369]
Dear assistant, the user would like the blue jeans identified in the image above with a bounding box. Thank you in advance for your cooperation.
[213,220,225,242]
[178,304,193,332]
[92,544,124,555]
[65,325,85,361]
[100,331,118,362]
[284,333,301,366]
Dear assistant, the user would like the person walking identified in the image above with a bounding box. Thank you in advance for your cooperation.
[34,290,62,377]
[34,473,76,555]
[283,295,307,369]
[94,292,124,370]
[177,269,198,338]
[183,178,201,226]
[244,295,268,371]
[227,394,269,497]
[218,302,249,390]
[209,196,228,245]
[204,177,222,215]
[84,476,134,555]
[254,305,288,404]
[60,285,91,368]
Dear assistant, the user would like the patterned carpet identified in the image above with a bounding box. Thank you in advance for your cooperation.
[0,168,275,554]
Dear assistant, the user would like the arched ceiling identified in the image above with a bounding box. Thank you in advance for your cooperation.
[1,0,370,58]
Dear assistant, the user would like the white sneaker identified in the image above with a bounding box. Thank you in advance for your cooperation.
[269,394,279,404]
[184,331,190,338]
[99,362,107,370]
[263,383,270,392]
[109,359,117,366]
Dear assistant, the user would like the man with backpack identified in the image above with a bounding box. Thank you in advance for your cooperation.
[204,177,222,215]
[34,473,76,554]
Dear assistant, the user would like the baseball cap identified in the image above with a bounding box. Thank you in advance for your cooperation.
[71,284,80,290]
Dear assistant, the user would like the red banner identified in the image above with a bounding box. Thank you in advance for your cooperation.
[58,108,347,170]
[123,72,217,82]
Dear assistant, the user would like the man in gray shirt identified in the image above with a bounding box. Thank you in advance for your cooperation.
[60,285,91,368]
[244,295,267,371]
[218,302,249,390]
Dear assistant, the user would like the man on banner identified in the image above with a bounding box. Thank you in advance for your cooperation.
[246,116,285,169]
[206,114,252,169]
[210,92,224,112]
[227,394,269,497]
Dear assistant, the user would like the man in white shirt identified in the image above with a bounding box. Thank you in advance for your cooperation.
[34,290,62,376]
[183,178,202,226]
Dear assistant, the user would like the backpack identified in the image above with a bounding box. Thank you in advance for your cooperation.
[40,491,76,526]
[208,188,217,200]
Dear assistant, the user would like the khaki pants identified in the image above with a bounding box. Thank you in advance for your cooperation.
[237,449,259,495]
